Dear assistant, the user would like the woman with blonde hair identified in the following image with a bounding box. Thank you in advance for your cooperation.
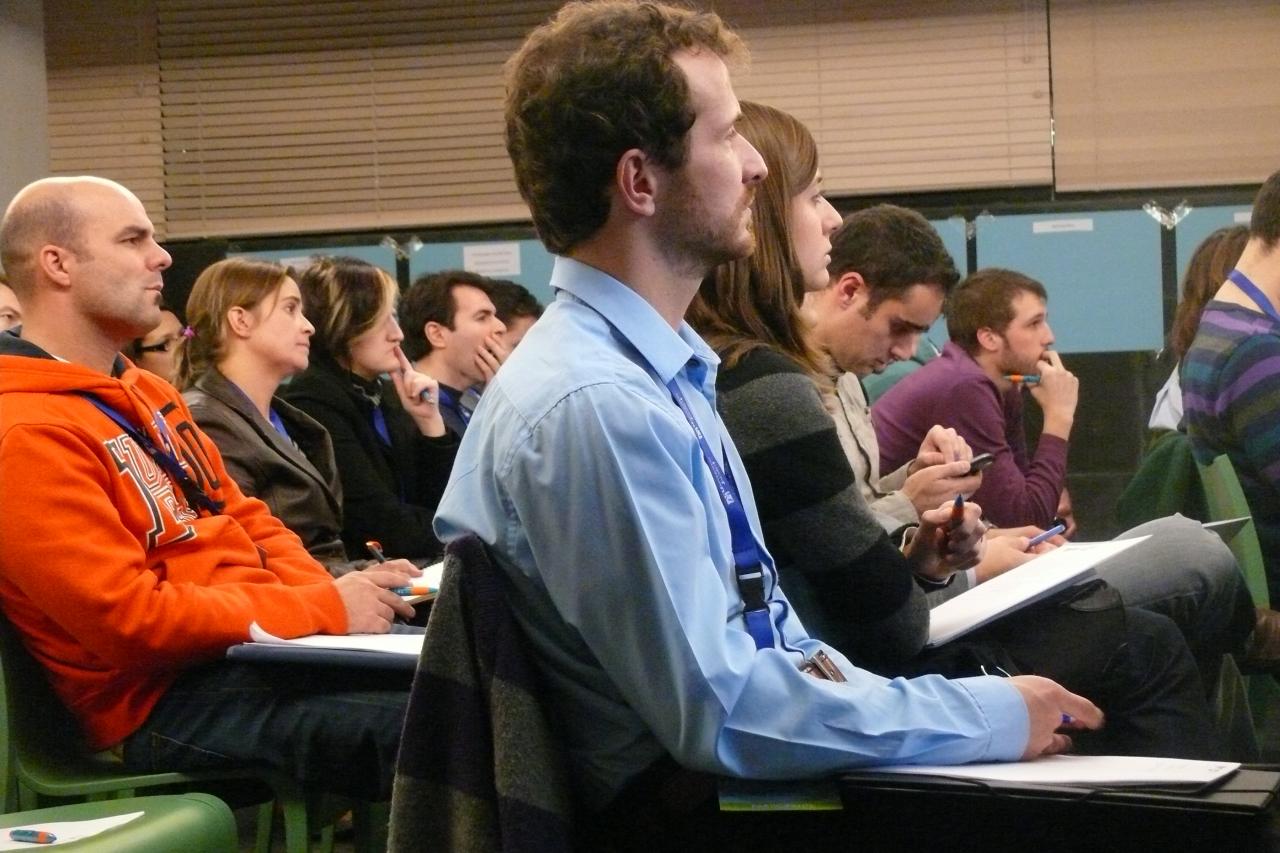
[178,257,420,580]
[282,256,457,562]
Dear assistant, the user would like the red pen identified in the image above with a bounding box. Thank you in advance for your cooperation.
[947,493,964,529]
[938,493,964,556]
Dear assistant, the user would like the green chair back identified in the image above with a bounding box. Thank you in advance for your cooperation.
[1115,429,1208,530]
[0,615,337,853]
[1199,454,1270,608]
[1197,453,1280,760]
[0,793,238,852]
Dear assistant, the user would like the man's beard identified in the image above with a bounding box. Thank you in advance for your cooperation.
[654,184,756,278]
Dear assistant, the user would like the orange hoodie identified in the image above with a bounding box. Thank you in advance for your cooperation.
[0,334,348,749]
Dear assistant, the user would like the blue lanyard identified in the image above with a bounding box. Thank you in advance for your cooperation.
[225,379,292,443]
[266,407,291,442]
[437,387,472,425]
[371,405,392,446]
[1228,269,1280,324]
[78,393,222,516]
[666,379,774,651]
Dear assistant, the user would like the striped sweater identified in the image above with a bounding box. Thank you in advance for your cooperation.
[1182,300,1280,598]
[715,347,929,670]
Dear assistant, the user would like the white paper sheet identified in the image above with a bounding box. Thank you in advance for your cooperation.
[399,560,444,604]
[246,623,424,656]
[0,812,143,849]
[862,754,1239,788]
[927,537,1149,646]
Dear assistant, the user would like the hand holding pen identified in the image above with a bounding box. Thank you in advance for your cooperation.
[365,540,429,596]
[906,494,987,581]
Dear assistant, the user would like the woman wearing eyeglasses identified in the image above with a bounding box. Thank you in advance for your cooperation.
[124,308,184,384]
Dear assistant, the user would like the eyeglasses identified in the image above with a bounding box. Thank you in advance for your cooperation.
[136,337,181,354]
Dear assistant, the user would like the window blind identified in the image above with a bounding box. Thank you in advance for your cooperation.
[721,0,1052,195]
[45,0,165,236]
[157,0,559,238]
[1051,0,1280,191]
[43,0,1063,238]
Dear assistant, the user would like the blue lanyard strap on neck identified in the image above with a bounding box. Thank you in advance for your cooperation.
[437,387,471,425]
[266,407,291,442]
[78,393,223,516]
[666,378,774,651]
[370,405,392,446]
[1228,269,1280,324]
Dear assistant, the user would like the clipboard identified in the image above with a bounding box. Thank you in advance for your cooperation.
[838,766,1280,849]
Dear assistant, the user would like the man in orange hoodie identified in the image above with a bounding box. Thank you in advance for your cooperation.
[0,176,416,799]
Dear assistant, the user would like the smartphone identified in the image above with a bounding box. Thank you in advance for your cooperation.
[967,452,995,474]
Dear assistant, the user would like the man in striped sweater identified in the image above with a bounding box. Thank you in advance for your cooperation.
[1184,169,1280,606]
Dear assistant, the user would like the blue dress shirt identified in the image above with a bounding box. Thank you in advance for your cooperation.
[435,256,1028,810]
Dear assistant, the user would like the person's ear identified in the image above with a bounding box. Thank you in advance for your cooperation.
[976,326,1002,353]
[615,148,657,218]
[38,244,75,288]
[226,306,255,338]
[841,271,871,311]
[424,320,449,349]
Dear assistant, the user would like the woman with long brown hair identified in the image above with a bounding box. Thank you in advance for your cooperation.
[687,101,985,668]
[1149,225,1249,431]
[688,102,1234,760]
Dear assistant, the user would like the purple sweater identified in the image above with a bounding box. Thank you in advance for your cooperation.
[871,342,1069,528]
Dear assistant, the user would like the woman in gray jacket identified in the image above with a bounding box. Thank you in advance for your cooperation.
[177,257,422,578]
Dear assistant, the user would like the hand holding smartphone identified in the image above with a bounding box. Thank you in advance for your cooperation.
[967,452,995,475]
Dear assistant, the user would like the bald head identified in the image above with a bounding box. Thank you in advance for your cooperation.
[0,177,135,297]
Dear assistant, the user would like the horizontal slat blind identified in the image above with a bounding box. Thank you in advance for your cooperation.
[720,0,1052,195]
[45,0,1054,238]
[44,0,165,237]
[157,0,558,237]
[1051,0,1280,191]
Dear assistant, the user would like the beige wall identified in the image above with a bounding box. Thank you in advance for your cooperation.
[0,1,48,223]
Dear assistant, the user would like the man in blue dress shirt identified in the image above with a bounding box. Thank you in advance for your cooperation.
[433,0,1100,844]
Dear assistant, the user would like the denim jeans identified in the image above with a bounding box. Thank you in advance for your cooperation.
[122,660,409,800]
[1099,514,1255,677]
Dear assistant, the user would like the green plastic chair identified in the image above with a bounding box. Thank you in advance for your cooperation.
[0,615,342,853]
[1199,454,1271,607]
[0,793,237,852]
[1115,429,1208,529]
[1198,453,1280,757]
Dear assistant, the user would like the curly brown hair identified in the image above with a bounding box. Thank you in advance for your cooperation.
[504,0,745,255]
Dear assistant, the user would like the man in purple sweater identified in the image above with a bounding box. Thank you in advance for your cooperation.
[873,268,1077,531]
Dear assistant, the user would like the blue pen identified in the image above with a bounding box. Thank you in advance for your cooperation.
[9,828,57,844]
[1026,523,1066,548]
